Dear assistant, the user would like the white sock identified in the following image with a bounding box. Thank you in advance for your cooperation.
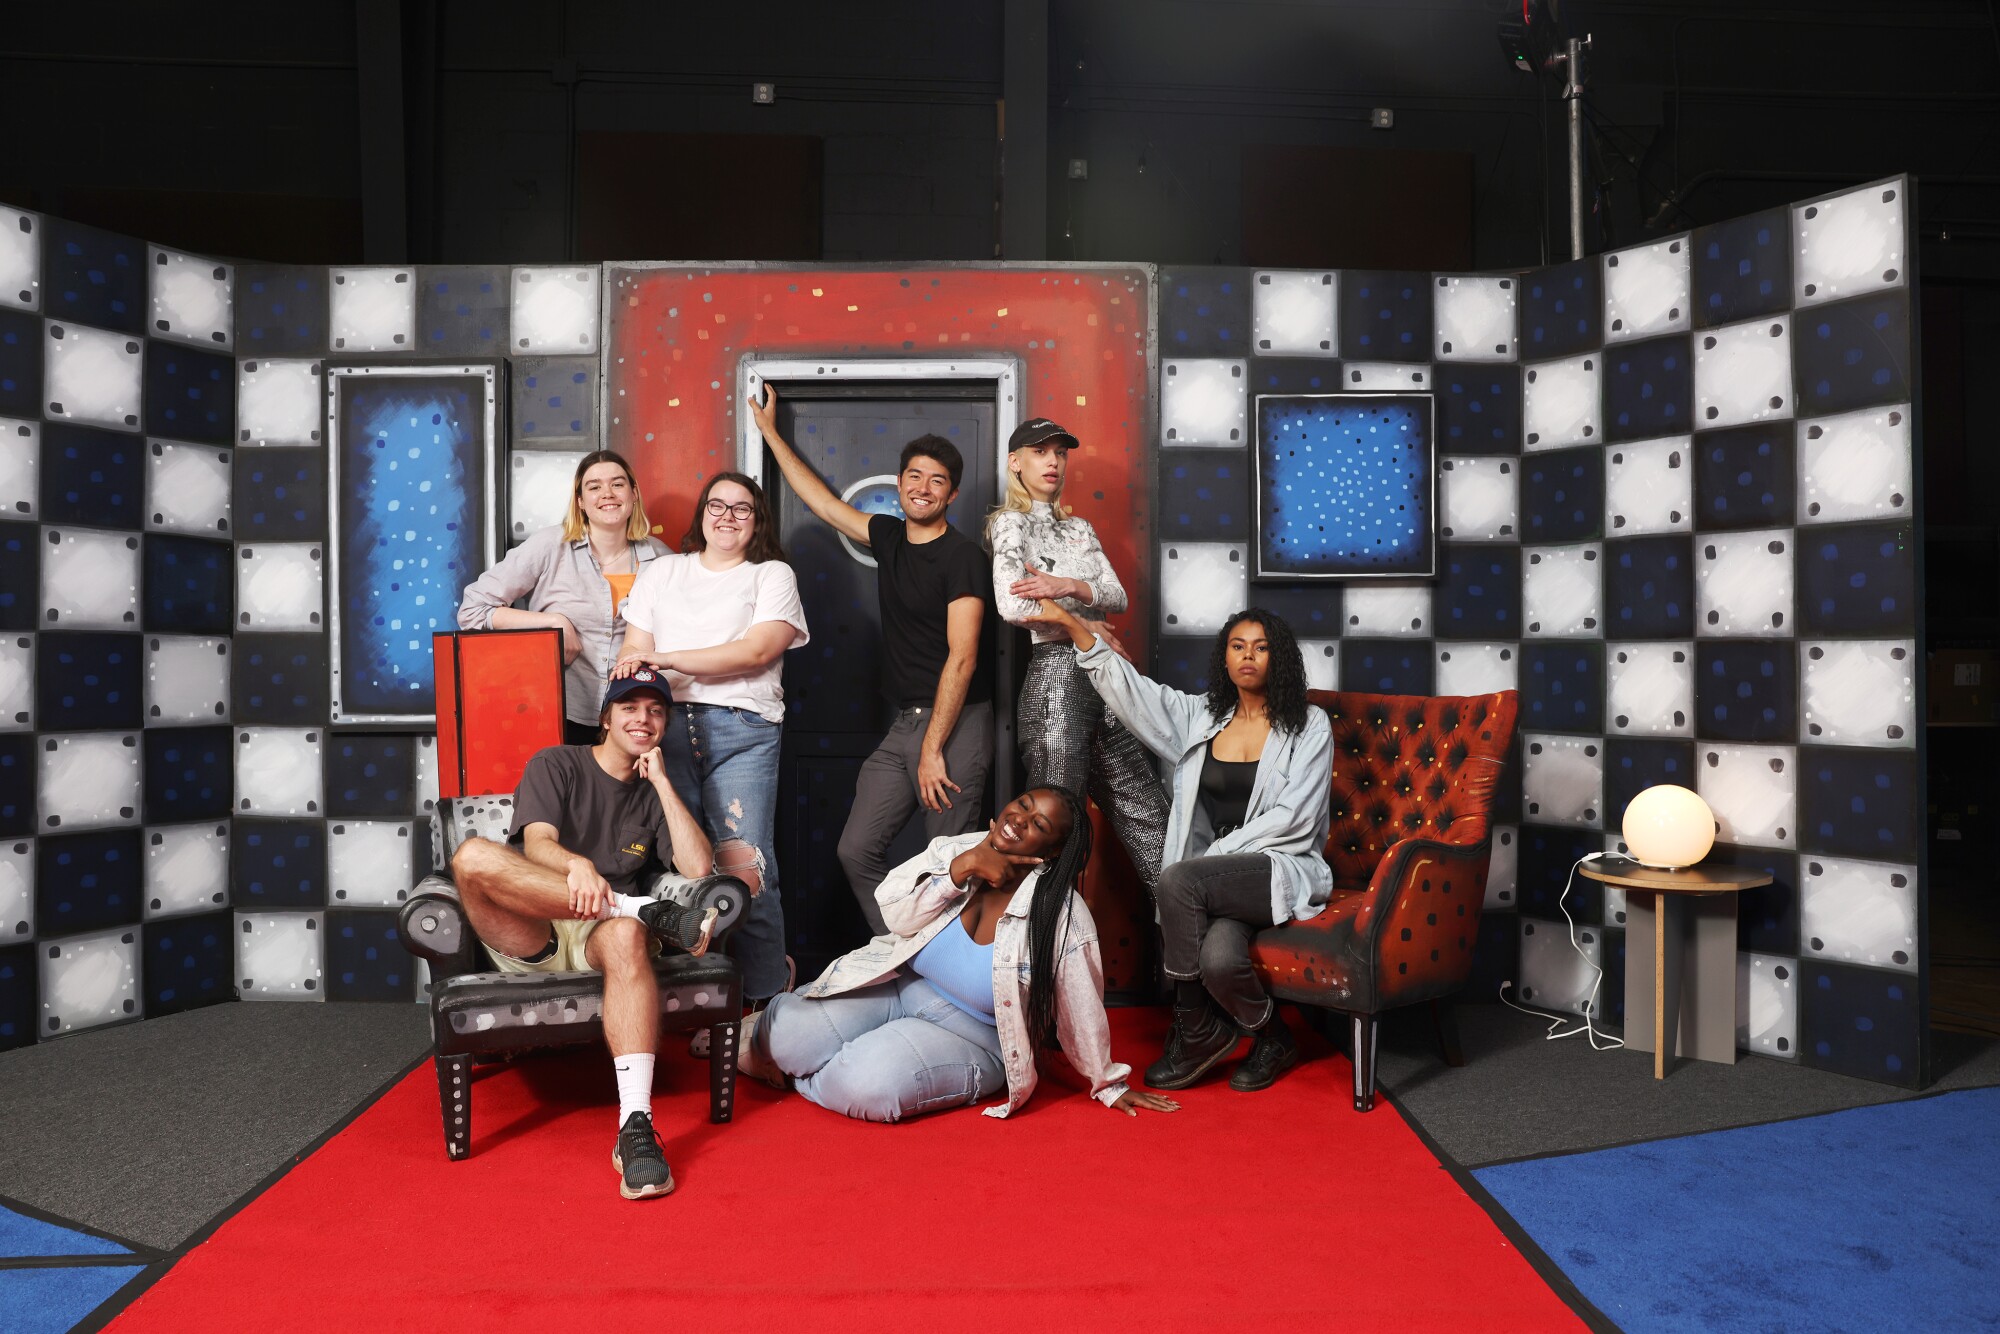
[613,1053,654,1126]
[600,893,654,921]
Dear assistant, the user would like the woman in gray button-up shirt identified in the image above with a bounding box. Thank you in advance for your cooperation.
[457,451,670,742]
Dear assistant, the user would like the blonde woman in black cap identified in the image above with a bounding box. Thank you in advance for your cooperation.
[987,418,1170,904]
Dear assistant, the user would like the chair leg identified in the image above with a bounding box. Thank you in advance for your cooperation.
[436,1054,472,1160]
[708,1020,739,1124]
[1431,998,1466,1068]
[1351,1014,1378,1113]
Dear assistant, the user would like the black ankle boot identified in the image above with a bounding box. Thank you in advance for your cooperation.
[1228,1011,1300,1091]
[1146,982,1241,1090]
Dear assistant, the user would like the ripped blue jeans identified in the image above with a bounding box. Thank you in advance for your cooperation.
[757,976,1005,1122]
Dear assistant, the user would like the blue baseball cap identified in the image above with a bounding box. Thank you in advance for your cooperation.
[601,667,672,711]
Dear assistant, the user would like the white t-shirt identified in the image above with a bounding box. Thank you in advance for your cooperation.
[621,553,810,722]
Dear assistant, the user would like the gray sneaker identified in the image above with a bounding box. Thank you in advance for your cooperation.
[612,1111,673,1200]
[637,899,718,956]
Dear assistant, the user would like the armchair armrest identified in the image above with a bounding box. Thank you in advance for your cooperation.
[644,871,752,944]
[399,875,481,982]
[1352,835,1495,1002]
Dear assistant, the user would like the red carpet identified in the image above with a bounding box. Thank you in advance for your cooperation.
[106,1009,1582,1332]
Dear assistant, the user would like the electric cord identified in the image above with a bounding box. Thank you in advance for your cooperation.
[1497,852,1625,1050]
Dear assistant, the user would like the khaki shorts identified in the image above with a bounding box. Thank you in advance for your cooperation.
[488,917,610,974]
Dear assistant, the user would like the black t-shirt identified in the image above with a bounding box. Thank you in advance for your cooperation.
[506,745,673,895]
[868,513,994,709]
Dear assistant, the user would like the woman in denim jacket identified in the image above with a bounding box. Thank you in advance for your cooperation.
[739,785,1180,1123]
[1037,601,1333,1094]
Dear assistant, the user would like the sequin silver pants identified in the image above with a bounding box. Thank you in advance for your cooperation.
[1018,642,1170,896]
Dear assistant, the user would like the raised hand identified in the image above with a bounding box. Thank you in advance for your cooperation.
[747,384,780,439]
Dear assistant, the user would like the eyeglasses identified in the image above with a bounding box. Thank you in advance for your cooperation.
[704,499,756,521]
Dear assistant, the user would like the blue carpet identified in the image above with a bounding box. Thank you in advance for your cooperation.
[0,1266,147,1334]
[1475,1086,2000,1332]
[0,1202,131,1258]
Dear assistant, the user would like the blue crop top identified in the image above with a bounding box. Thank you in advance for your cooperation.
[910,913,998,1023]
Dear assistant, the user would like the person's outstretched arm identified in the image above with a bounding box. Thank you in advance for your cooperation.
[746,385,872,545]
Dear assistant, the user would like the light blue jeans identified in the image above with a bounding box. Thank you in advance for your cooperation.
[757,976,1005,1122]
[662,703,788,1000]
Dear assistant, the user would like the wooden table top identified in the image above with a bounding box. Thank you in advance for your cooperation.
[1577,855,1773,893]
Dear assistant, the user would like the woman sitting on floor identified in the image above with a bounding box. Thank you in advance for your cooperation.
[738,785,1179,1122]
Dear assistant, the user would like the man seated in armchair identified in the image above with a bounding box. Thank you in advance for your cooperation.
[448,667,722,1200]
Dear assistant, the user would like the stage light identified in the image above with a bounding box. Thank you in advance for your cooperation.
[1621,785,1716,869]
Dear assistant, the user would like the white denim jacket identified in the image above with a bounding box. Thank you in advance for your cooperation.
[797,834,1132,1117]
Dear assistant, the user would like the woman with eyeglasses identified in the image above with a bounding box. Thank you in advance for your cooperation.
[612,472,809,1014]
[459,451,669,746]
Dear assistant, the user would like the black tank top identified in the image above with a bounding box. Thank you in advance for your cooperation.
[1199,738,1259,838]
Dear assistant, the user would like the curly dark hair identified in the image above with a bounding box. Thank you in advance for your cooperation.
[680,471,788,565]
[1022,785,1093,1054]
[1204,608,1311,735]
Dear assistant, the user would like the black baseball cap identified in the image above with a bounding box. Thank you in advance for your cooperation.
[601,667,673,712]
[1007,417,1078,452]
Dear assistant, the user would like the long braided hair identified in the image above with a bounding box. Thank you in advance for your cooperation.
[1023,784,1094,1054]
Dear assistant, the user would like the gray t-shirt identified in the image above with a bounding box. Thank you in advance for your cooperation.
[506,745,674,895]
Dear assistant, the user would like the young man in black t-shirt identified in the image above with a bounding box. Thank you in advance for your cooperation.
[449,668,719,1200]
[750,385,994,932]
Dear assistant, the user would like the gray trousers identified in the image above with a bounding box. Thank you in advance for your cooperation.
[1157,854,1278,1030]
[837,701,994,933]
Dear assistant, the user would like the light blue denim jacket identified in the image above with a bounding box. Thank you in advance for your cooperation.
[1076,639,1334,923]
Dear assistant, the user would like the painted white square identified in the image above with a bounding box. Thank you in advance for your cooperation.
[414,734,439,815]
[1695,316,1793,430]
[510,451,586,543]
[329,821,416,906]
[1697,529,1794,636]
[512,267,600,354]
[1698,743,1796,849]
[1605,435,1692,535]
[1161,359,1246,447]
[1799,404,1912,525]
[41,926,141,1034]
[329,267,415,352]
[1522,544,1603,638]
[0,417,37,518]
[0,839,31,938]
[236,359,323,447]
[1801,858,1917,973]
[1603,236,1691,342]
[1519,915,1603,1016]
[0,206,39,311]
[1341,362,1430,391]
[236,543,323,631]
[1607,643,1694,736]
[236,727,323,816]
[1794,179,1907,307]
[1437,643,1518,698]
[1484,826,1518,910]
[1438,456,1517,541]
[38,732,142,832]
[236,911,324,1001]
[1300,640,1339,692]
[1343,584,1431,637]
[0,634,29,732]
[1434,274,1516,361]
[1159,543,1248,636]
[146,634,230,724]
[1522,733,1604,828]
[1251,270,1337,356]
[1522,352,1599,451]
[1802,640,1915,748]
[145,822,230,919]
[42,527,141,629]
[147,440,232,536]
[149,247,234,349]
[1738,952,1799,1058]
[45,323,144,432]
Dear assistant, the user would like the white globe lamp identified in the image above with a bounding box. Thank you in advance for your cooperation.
[1621,785,1716,870]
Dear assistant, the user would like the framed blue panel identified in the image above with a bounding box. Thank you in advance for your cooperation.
[1338,638,1435,695]
[1520,641,1604,734]
[1693,422,1794,531]
[0,309,42,418]
[1520,256,1601,358]
[231,448,326,540]
[1603,335,1691,442]
[1697,642,1798,743]
[0,523,35,631]
[418,266,510,356]
[325,734,416,818]
[1798,522,1916,635]
[143,910,234,1016]
[1799,961,1920,1085]
[326,908,413,1001]
[143,343,232,445]
[143,724,232,822]
[512,356,596,443]
[1516,823,1603,922]
[234,265,328,356]
[1244,584,1342,640]
[39,423,144,529]
[36,828,144,935]
[1250,357,1343,396]
[0,735,32,837]
[142,534,232,634]
[43,219,146,335]
[0,943,34,1051]
[230,818,327,908]
[1604,738,1697,824]
[1154,635,1215,696]
[1605,535,1695,639]
[1433,363,1521,456]
[1794,294,1911,417]
[328,365,499,724]
[35,632,142,732]
[1692,206,1790,328]
[1520,446,1603,544]
[1158,450,1249,541]
[1435,543,1521,640]
[1160,267,1250,357]
[231,633,329,725]
[1338,271,1431,359]
[1253,394,1434,578]
[1798,746,1919,861]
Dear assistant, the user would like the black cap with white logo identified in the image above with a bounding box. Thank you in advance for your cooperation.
[1007,417,1079,452]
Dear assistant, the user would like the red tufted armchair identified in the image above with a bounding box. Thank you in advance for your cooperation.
[1250,689,1520,1111]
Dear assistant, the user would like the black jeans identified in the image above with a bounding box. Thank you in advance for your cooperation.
[1156,854,1277,1030]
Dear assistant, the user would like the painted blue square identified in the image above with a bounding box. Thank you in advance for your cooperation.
[1255,394,1434,577]
[1247,585,1342,639]
[1799,746,1919,861]
[1337,638,1434,695]
[1598,928,1626,1024]
[1158,450,1248,540]
[0,943,32,1050]
[38,422,144,530]
[144,343,233,445]
[1249,356,1342,395]
[326,908,412,1001]
[1605,535,1694,639]
[1799,961,1921,1085]
[142,534,232,635]
[512,356,596,443]
[1520,446,1603,543]
[1693,422,1794,530]
[1154,635,1214,695]
[0,309,43,419]
[1435,543,1520,640]
[234,265,328,355]
[0,734,33,837]
[1604,738,1696,823]
[36,828,144,935]
[1603,334,1691,441]
[418,265,510,355]
[232,448,325,540]
[1339,271,1431,359]
[1160,267,1249,356]
[1795,293,1911,416]
[35,632,142,732]
[144,909,233,1016]
[1798,521,1915,635]
[1693,206,1791,328]
[1517,823,1603,921]
[1433,363,1521,456]
[43,219,146,335]
[1520,256,1601,357]
[232,633,328,725]
[0,523,36,632]
[1520,641,1603,734]
[326,734,415,818]
[1702,842,1801,954]
[1465,908,1518,1004]
[1697,642,1797,743]
[231,818,327,908]
[143,724,232,822]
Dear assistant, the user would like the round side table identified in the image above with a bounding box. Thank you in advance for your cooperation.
[1578,856,1773,1080]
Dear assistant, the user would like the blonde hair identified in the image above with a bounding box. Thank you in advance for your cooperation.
[562,450,653,543]
[988,453,1071,535]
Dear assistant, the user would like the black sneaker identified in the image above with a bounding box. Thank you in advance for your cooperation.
[637,899,719,956]
[1144,999,1241,1091]
[1228,1013,1300,1092]
[612,1111,674,1200]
